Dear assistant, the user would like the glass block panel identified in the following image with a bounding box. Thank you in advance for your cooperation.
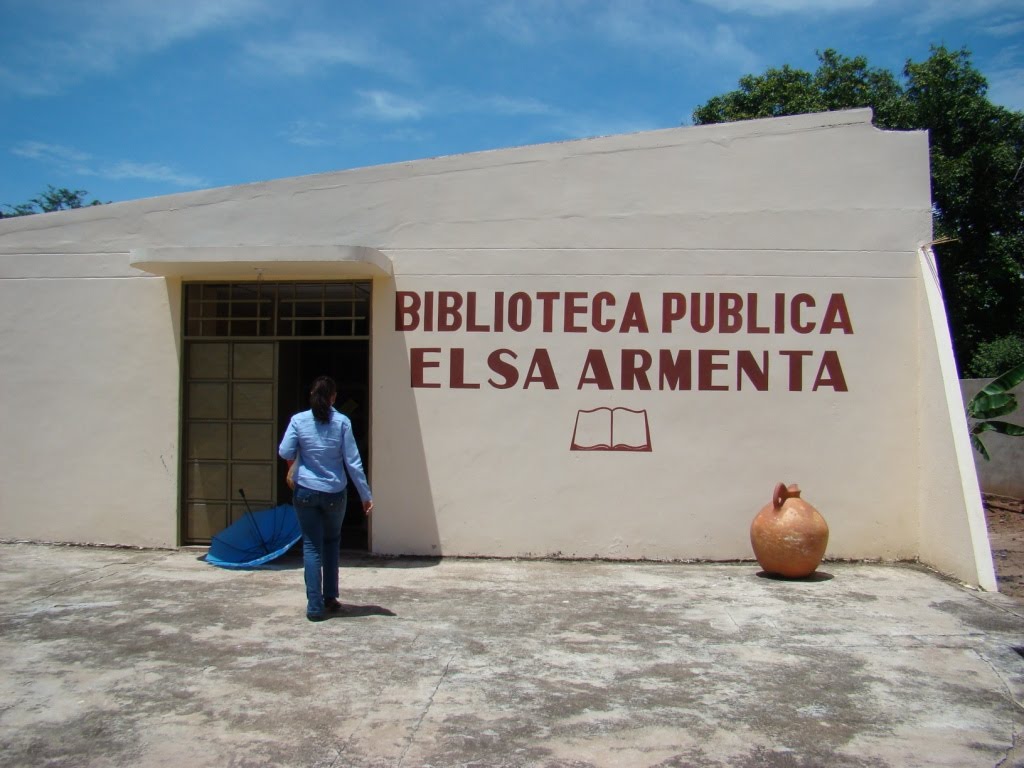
[231,301,257,319]
[187,423,228,459]
[294,300,320,318]
[188,382,228,419]
[188,461,228,500]
[188,503,228,541]
[232,423,273,460]
[233,382,273,419]
[200,319,229,336]
[232,464,273,502]
[201,284,227,301]
[232,283,259,301]
[324,320,350,336]
[324,301,349,318]
[228,502,259,526]
[233,343,273,378]
[297,319,322,336]
[189,343,229,379]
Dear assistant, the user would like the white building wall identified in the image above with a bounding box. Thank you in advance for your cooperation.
[0,110,996,587]
[371,250,922,562]
[0,257,181,547]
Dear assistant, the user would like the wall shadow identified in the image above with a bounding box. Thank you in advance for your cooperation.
[371,280,442,556]
[340,553,441,569]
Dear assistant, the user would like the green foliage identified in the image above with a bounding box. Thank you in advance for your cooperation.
[968,335,1024,378]
[1,185,103,218]
[966,361,1024,461]
[692,46,1024,372]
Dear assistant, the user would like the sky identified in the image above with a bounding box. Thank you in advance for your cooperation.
[1,0,1022,209]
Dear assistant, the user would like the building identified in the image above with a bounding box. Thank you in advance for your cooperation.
[0,109,996,589]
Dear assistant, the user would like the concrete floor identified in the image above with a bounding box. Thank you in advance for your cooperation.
[1,542,1023,767]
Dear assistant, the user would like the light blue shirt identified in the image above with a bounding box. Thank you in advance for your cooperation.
[278,409,372,501]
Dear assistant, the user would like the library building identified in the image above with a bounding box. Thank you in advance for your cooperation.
[0,109,996,589]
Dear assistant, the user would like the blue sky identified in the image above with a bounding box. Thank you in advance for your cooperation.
[1,0,1022,208]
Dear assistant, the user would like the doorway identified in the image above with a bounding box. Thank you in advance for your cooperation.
[277,340,371,550]
[181,280,372,549]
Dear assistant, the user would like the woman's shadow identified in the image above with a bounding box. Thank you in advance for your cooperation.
[327,601,397,619]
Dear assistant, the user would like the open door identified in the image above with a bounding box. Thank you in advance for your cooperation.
[181,280,372,548]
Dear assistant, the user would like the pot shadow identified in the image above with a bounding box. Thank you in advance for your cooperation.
[755,570,834,582]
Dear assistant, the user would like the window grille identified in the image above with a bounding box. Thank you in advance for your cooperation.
[184,281,371,339]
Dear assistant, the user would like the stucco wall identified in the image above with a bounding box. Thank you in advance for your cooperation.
[0,256,181,547]
[961,378,1024,499]
[371,250,921,562]
[915,252,996,590]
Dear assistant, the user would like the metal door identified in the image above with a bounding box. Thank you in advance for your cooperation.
[183,341,277,543]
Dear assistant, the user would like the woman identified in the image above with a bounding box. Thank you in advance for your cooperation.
[278,376,373,622]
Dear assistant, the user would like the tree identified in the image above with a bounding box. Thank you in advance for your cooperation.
[693,46,1024,376]
[1,185,103,218]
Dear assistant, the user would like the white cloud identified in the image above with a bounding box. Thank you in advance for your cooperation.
[11,140,206,188]
[981,20,1024,38]
[282,120,333,147]
[2,0,274,96]
[549,112,666,140]
[987,67,1024,111]
[12,141,92,165]
[482,0,586,44]
[595,1,761,71]
[478,0,760,71]
[912,0,1023,28]
[693,0,877,14]
[102,161,206,188]
[355,90,426,121]
[244,31,413,80]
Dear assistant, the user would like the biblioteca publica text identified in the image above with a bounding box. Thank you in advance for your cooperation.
[396,290,854,392]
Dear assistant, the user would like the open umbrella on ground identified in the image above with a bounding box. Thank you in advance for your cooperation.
[206,489,302,569]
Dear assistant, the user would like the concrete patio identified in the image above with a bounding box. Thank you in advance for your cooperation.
[1,542,1022,767]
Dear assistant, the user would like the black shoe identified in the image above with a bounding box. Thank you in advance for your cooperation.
[307,613,327,622]
[325,598,343,613]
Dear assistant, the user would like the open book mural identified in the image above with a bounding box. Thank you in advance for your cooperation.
[570,407,652,452]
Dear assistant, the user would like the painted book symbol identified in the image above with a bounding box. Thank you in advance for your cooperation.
[570,407,652,452]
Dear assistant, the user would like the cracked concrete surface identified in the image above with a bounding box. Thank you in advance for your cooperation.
[1,543,1023,767]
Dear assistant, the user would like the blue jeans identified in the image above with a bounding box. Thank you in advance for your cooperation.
[293,485,347,617]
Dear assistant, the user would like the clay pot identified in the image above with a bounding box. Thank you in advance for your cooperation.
[750,482,829,578]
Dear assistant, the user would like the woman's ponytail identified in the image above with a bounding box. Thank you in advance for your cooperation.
[309,376,337,423]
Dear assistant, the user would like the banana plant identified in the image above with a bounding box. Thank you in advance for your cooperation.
[967,361,1024,461]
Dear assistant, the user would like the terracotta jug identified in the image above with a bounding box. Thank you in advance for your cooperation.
[750,482,829,578]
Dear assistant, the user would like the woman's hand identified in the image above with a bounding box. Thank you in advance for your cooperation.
[363,499,374,516]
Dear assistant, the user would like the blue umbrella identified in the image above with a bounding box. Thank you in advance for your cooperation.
[206,489,302,569]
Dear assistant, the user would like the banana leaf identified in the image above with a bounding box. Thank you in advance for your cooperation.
[971,433,991,461]
[978,361,1024,397]
[968,391,1018,419]
[972,420,1024,436]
